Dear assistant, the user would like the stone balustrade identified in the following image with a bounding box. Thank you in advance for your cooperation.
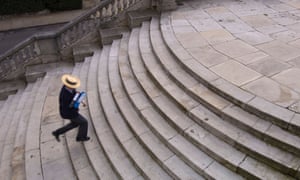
[0,0,155,81]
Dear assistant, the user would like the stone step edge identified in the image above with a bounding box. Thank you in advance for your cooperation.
[11,81,42,180]
[93,45,141,179]
[159,12,300,137]
[0,80,26,100]
[127,27,247,180]
[0,91,24,180]
[107,39,173,179]
[134,23,294,179]
[116,32,206,180]
[25,75,52,180]
[149,17,300,157]
[139,21,300,178]
[85,49,120,180]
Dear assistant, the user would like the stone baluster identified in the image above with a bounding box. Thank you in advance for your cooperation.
[107,4,113,17]
[124,0,129,8]
[119,0,124,11]
[113,0,119,15]
[102,7,108,17]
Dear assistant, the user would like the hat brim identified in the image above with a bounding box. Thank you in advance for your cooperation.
[61,74,81,89]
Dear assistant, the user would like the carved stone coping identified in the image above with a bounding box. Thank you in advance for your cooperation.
[0,0,143,81]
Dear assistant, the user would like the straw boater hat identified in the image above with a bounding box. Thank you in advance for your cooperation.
[61,74,81,89]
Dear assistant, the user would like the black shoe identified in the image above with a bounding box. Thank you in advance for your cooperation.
[76,136,90,142]
[52,131,60,142]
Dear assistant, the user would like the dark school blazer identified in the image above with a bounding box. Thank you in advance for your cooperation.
[59,85,79,119]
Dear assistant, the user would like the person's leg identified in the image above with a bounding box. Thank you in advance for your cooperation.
[71,114,89,141]
[53,120,78,142]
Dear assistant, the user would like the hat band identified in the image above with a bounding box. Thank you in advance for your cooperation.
[66,78,77,86]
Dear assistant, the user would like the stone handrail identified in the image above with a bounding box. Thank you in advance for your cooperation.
[0,0,140,80]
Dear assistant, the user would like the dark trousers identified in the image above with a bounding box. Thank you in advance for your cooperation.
[55,114,88,139]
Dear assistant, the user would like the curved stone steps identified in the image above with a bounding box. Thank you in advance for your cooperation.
[137,21,298,179]
[86,49,119,180]
[0,93,22,161]
[149,16,300,158]
[128,27,247,180]
[159,12,300,137]
[11,80,42,180]
[25,75,54,179]
[89,45,143,180]
[116,31,205,180]
[151,14,300,177]
[133,23,291,180]
[104,39,172,179]
[63,58,98,179]
[143,19,300,178]
[0,87,27,180]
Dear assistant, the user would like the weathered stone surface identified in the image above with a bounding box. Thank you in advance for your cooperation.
[271,30,300,43]
[248,96,294,128]
[273,68,300,94]
[42,157,76,180]
[247,56,291,77]
[239,157,294,180]
[141,107,177,140]
[210,60,262,86]
[200,29,235,45]
[152,94,195,131]
[140,131,174,162]
[182,59,219,82]
[168,134,214,170]
[164,155,205,179]
[123,138,172,180]
[256,40,300,61]
[176,32,208,48]
[256,24,288,34]
[187,46,229,68]
[188,18,223,32]
[185,124,246,170]
[236,51,269,65]
[222,105,271,137]
[190,83,231,110]
[241,15,275,28]
[210,78,255,104]
[213,40,258,58]
[242,77,299,107]
[235,31,273,45]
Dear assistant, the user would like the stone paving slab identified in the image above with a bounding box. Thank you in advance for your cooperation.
[213,40,258,58]
[167,0,300,123]
[200,29,235,45]
[247,57,291,77]
[210,60,262,86]
[256,40,300,61]
[242,77,299,107]
[187,46,229,68]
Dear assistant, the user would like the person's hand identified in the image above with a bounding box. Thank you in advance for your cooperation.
[81,101,87,107]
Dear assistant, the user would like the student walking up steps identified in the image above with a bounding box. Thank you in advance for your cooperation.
[52,74,90,142]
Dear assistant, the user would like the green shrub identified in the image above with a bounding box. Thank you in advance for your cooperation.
[45,0,82,11]
[0,0,82,15]
[0,0,45,15]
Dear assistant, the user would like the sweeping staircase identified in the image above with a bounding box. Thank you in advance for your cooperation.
[1,0,300,179]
